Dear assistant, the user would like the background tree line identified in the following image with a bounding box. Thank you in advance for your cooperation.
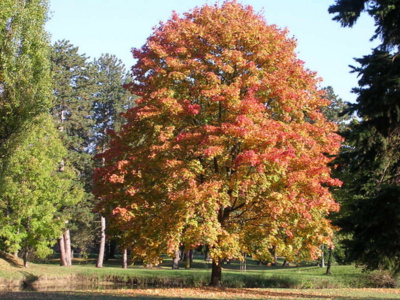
[0,0,133,267]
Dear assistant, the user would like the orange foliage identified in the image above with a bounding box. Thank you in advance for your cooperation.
[93,1,341,265]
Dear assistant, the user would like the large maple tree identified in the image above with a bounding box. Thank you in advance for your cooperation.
[93,1,341,286]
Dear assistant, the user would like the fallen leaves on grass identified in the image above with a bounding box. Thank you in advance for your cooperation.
[1,288,400,299]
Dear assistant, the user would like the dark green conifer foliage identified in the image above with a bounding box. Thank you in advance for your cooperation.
[330,0,400,274]
[50,40,97,256]
[329,0,400,51]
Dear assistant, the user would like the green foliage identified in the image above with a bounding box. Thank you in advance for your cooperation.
[0,114,83,259]
[50,40,98,253]
[0,0,52,150]
[339,186,400,274]
[321,86,351,131]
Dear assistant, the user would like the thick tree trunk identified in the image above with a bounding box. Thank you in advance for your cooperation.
[63,229,72,266]
[96,216,106,268]
[122,248,128,269]
[326,246,333,275]
[210,258,222,287]
[58,235,68,266]
[172,248,180,269]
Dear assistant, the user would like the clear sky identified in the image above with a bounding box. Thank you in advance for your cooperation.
[46,0,379,103]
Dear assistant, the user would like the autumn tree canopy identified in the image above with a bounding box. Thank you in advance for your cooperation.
[93,1,342,286]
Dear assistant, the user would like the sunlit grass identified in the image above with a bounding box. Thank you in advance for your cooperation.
[0,252,370,289]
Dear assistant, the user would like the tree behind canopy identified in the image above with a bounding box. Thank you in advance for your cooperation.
[94,1,342,286]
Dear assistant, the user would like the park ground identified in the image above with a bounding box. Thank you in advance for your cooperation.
[0,251,399,299]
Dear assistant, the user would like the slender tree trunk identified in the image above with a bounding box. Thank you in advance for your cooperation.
[96,216,106,268]
[210,258,222,287]
[240,253,247,272]
[122,248,128,269]
[63,229,72,266]
[185,250,192,269]
[204,245,210,261]
[172,248,180,269]
[109,240,116,259]
[321,245,325,268]
[58,235,68,266]
[22,251,29,268]
[326,246,333,275]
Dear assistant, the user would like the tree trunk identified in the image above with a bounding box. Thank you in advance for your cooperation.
[320,245,325,268]
[58,235,68,266]
[326,246,333,275]
[204,245,210,261]
[22,251,29,268]
[185,250,192,269]
[63,229,72,266]
[172,248,180,269]
[96,216,106,268]
[240,253,247,272]
[122,248,128,269]
[210,258,222,287]
[109,240,116,259]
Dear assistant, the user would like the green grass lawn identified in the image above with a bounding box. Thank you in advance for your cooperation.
[1,253,399,299]
[0,252,380,290]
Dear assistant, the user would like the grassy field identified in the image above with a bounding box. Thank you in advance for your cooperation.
[1,252,399,299]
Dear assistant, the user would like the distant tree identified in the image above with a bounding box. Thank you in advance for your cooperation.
[50,40,96,265]
[91,54,133,268]
[0,114,83,267]
[321,86,351,131]
[94,1,342,286]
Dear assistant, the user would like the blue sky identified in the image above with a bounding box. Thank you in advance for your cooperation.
[46,0,379,103]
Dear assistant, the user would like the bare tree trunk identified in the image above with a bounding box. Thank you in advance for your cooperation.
[172,248,180,269]
[96,216,106,268]
[58,235,68,266]
[240,253,247,272]
[321,245,325,268]
[22,251,29,268]
[122,248,128,269]
[63,229,72,266]
[185,250,192,269]
[326,246,333,275]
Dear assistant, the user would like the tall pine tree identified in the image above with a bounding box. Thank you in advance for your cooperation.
[329,0,400,274]
[91,53,133,267]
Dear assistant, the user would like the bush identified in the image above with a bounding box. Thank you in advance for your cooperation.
[365,270,397,288]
